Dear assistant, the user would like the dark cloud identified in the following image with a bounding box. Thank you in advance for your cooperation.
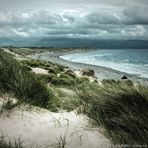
[85,12,121,25]
[123,6,148,25]
[0,0,148,39]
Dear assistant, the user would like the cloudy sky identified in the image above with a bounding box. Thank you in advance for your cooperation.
[0,0,148,40]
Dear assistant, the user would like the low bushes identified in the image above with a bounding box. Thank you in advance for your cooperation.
[51,77,75,86]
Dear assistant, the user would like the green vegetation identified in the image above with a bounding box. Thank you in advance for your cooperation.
[78,80,148,145]
[0,50,54,108]
[21,59,80,87]
[51,77,75,86]
[1,48,148,146]
[8,47,48,57]
[0,50,83,112]
[21,59,66,71]
[36,74,57,83]
[0,136,24,148]
[35,71,76,87]
[52,87,79,111]
[21,59,51,68]
[0,99,17,114]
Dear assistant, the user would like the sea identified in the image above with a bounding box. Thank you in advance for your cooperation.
[60,49,148,78]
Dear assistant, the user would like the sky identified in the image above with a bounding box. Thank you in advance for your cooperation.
[0,0,148,40]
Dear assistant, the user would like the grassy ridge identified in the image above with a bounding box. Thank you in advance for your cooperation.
[21,59,85,87]
[8,47,48,56]
[78,80,148,144]
[0,50,54,108]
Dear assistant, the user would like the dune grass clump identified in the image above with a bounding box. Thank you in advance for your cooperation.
[51,77,75,86]
[36,73,57,84]
[0,99,17,114]
[78,80,148,145]
[0,50,54,108]
[21,59,49,68]
[0,136,24,148]
[9,47,46,57]
[36,73,76,87]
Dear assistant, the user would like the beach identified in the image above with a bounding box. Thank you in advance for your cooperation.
[32,49,148,86]
[0,0,148,146]
[1,48,148,147]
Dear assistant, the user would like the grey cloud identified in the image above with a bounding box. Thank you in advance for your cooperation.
[0,11,63,26]
[0,0,148,39]
[85,12,121,25]
[85,7,148,26]
[1,0,148,10]
[123,6,148,25]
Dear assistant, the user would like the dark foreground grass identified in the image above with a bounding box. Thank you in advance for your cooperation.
[0,50,54,108]
[0,136,24,148]
[78,80,148,145]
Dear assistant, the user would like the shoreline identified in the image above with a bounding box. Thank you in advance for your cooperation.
[32,49,148,85]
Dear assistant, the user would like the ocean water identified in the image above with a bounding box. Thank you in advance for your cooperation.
[60,49,148,78]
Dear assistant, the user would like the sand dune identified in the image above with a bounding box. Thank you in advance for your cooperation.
[0,106,110,148]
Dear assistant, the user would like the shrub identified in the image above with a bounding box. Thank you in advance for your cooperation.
[36,73,57,83]
[54,64,66,72]
[102,79,133,86]
[76,77,89,83]
[63,69,76,79]
[51,77,75,86]
[21,60,42,67]
[48,67,57,74]
[59,73,73,80]
[0,50,54,108]
[78,80,148,145]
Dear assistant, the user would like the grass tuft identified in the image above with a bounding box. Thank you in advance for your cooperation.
[0,50,54,108]
[0,136,24,148]
[78,80,148,144]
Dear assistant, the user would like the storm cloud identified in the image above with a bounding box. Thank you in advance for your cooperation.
[0,0,148,40]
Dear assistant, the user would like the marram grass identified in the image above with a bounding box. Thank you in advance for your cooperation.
[78,80,148,145]
[0,50,54,108]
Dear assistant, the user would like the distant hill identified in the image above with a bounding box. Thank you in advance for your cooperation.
[0,38,15,46]
[36,38,148,49]
[0,37,148,49]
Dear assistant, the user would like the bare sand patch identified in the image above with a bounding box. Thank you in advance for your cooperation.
[0,107,110,148]
[32,67,49,75]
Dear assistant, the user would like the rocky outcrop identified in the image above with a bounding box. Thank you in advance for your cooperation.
[121,75,128,79]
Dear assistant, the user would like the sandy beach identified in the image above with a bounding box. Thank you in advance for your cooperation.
[32,49,148,86]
